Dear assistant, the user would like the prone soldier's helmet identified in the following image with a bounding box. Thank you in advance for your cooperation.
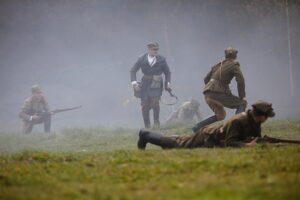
[31,84,42,94]
[225,47,238,59]
[147,42,159,50]
[252,100,275,118]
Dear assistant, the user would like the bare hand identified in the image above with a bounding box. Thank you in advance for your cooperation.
[243,97,247,104]
[32,114,41,120]
[246,137,258,146]
[133,84,141,91]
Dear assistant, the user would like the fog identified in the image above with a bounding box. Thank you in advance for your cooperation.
[0,0,300,132]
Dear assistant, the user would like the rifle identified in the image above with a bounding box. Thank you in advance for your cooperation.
[248,135,300,144]
[161,88,178,106]
[36,105,82,118]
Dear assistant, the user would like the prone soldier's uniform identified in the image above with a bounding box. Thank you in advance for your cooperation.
[192,47,247,133]
[138,100,275,149]
[166,99,202,124]
[130,42,171,128]
[19,85,51,134]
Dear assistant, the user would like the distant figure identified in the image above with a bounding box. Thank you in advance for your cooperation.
[138,100,275,149]
[192,47,247,133]
[19,85,51,134]
[130,42,171,128]
[166,99,202,124]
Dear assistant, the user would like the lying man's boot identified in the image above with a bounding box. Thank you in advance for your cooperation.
[137,130,162,150]
[192,115,218,133]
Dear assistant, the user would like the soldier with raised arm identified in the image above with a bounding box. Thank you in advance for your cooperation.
[130,42,171,128]
[192,47,247,133]
[19,85,51,134]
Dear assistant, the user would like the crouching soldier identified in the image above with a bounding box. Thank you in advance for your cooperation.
[165,98,202,124]
[19,85,52,134]
[192,47,247,133]
[137,100,275,149]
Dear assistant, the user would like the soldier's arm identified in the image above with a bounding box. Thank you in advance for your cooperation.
[19,100,32,121]
[130,57,142,82]
[233,63,246,99]
[43,97,50,112]
[177,107,186,121]
[225,120,247,147]
[204,67,213,84]
[162,57,171,84]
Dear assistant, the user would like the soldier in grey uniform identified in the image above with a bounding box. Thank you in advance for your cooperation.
[19,85,52,134]
[192,47,247,133]
[137,100,275,149]
[130,42,171,128]
[165,99,202,124]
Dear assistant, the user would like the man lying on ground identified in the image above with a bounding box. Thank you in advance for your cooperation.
[137,100,275,149]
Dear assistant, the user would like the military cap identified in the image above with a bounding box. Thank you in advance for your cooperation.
[31,84,42,93]
[147,42,159,50]
[225,47,238,56]
[252,100,275,117]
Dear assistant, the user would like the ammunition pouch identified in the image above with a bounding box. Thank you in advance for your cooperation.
[150,75,163,89]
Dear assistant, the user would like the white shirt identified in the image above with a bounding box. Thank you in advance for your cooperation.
[147,54,156,67]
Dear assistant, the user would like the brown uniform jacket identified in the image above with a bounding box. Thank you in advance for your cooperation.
[173,110,261,148]
[19,96,50,122]
[203,59,245,99]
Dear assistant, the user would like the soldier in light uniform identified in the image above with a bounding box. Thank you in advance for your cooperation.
[192,47,247,133]
[137,100,275,149]
[165,99,202,124]
[19,85,51,134]
[130,42,171,128]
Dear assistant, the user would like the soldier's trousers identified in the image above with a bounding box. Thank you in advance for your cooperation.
[141,96,160,128]
[21,115,51,134]
[205,92,247,120]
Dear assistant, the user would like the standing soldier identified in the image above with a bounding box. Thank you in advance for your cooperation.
[130,42,171,128]
[19,85,52,134]
[192,47,247,133]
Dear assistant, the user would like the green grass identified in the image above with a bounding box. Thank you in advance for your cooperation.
[0,120,300,200]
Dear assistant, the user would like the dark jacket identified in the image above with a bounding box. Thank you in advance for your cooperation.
[130,53,171,99]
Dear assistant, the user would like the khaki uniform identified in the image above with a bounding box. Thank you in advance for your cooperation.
[166,101,202,123]
[19,96,51,134]
[203,58,246,120]
[160,110,261,148]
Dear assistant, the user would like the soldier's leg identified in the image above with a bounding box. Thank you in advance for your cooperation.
[21,121,34,134]
[151,96,161,127]
[43,115,51,133]
[192,96,225,133]
[137,129,178,150]
[141,99,151,128]
[207,93,247,114]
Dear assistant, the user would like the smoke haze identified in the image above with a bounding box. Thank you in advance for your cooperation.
[0,0,300,131]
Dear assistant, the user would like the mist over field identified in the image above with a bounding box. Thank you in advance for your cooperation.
[0,0,300,131]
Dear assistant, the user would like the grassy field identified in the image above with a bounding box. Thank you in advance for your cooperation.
[0,120,300,200]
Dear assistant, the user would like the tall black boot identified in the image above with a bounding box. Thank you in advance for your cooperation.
[192,115,218,133]
[137,130,162,150]
[235,105,246,114]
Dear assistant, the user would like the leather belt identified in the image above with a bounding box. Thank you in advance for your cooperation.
[143,74,153,79]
